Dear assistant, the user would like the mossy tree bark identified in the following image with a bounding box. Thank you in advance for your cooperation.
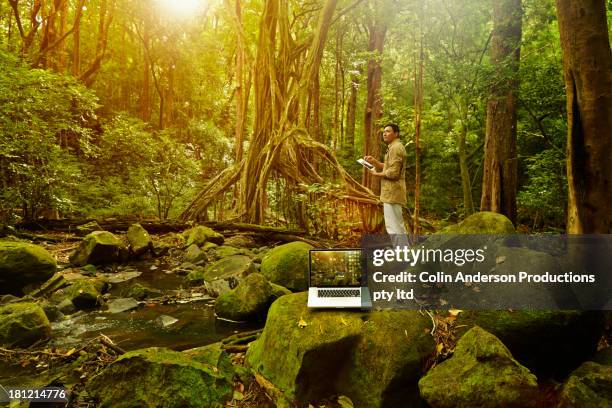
[480,0,522,225]
[556,0,611,233]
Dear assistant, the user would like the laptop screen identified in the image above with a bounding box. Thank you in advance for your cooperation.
[309,249,364,287]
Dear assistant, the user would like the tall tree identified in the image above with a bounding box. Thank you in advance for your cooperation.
[412,5,424,236]
[362,8,387,196]
[556,0,611,233]
[480,0,522,224]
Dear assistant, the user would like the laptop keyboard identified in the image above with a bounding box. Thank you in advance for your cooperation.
[318,289,360,298]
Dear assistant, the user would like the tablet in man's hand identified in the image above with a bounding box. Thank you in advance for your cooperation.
[357,158,374,170]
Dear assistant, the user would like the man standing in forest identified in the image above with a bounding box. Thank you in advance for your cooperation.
[365,124,408,239]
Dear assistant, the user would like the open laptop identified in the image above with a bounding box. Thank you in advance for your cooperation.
[307,249,372,309]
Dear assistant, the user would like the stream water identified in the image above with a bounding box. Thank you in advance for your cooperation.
[55,260,260,350]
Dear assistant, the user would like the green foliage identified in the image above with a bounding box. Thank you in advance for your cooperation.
[517,149,566,230]
[0,51,98,221]
[82,115,200,219]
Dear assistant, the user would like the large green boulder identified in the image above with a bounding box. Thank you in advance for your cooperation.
[419,326,538,408]
[259,241,313,291]
[183,225,225,247]
[456,310,604,377]
[246,292,435,407]
[70,231,126,266]
[0,241,56,295]
[86,347,232,407]
[215,273,272,321]
[0,302,51,348]
[126,223,152,257]
[63,278,108,310]
[558,361,612,408]
[440,211,515,234]
[212,245,253,260]
[185,255,254,286]
[182,342,234,382]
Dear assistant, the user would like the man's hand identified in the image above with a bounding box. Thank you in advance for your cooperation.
[364,156,383,170]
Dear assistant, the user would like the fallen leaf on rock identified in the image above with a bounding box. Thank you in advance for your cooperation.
[298,318,308,328]
[338,395,354,408]
[448,309,462,316]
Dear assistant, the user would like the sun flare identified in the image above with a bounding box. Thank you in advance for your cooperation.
[156,0,203,18]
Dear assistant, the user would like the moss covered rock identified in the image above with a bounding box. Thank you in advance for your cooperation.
[183,342,234,382]
[122,283,161,301]
[126,223,152,256]
[63,278,108,309]
[558,361,612,408]
[0,302,51,348]
[183,225,225,247]
[215,273,272,321]
[246,292,435,407]
[0,241,56,295]
[259,241,313,291]
[213,245,253,260]
[441,211,515,234]
[198,255,254,282]
[70,231,126,266]
[419,326,538,408]
[184,244,206,264]
[86,347,232,407]
[456,310,603,377]
[270,282,292,300]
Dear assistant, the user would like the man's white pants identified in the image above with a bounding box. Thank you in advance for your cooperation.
[383,203,409,247]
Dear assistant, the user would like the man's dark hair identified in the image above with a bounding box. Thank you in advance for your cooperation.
[385,123,400,136]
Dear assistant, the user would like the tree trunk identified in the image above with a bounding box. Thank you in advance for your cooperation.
[362,20,386,196]
[344,73,359,153]
[413,19,424,236]
[556,0,611,233]
[480,0,522,225]
[71,0,80,76]
[459,109,475,215]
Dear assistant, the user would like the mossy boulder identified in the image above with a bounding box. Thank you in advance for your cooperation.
[122,283,161,301]
[70,231,126,266]
[86,347,232,407]
[270,282,292,300]
[215,273,273,321]
[126,223,152,257]
[419,326,538,408]
[440,211,515,234]
[213,245,253,260]
[0,241,56,295]
[187,255,254,285]
[558,361,612,408]
[246,292,435,407]
[456,310,604,377]
[0,302,51,348]
[184,244,206,264]
[259,241,313,291]
[63,278,108,309]
[183,342,234,382]
[183,225,225,247]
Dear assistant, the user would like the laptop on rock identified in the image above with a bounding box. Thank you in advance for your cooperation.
[307,249,372,309]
